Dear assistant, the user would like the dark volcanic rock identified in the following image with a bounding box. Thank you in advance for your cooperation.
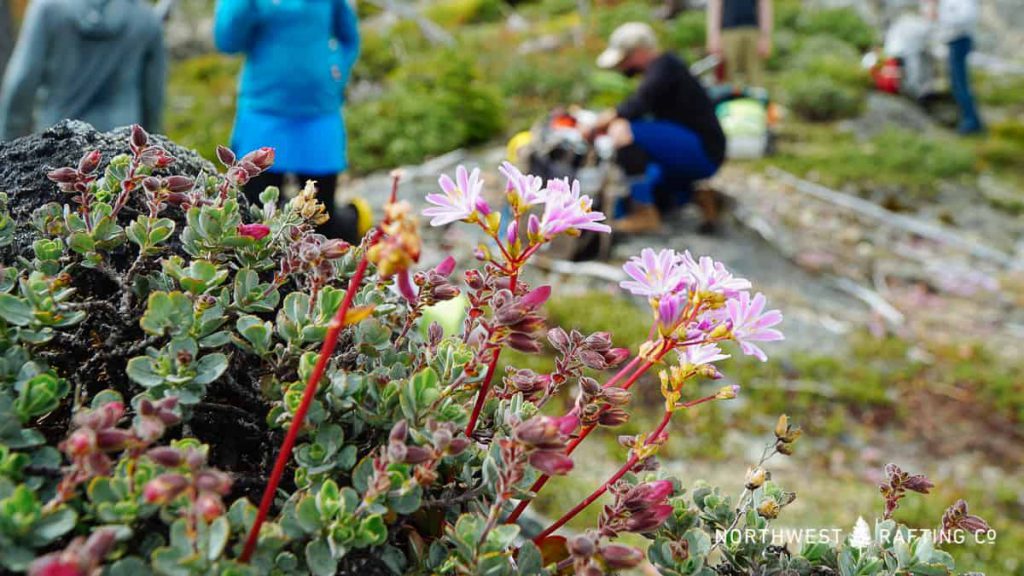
[0,119,218,223]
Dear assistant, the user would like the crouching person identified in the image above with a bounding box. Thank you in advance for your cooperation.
[592,23,727,234]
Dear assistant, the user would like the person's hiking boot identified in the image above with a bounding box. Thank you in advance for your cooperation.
[613,203,662,234]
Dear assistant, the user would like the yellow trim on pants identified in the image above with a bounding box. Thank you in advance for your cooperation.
[721,26,764,88]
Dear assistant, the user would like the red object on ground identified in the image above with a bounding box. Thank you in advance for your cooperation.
[873,57,902,94]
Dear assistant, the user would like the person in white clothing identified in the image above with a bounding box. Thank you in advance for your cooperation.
[927,0,983,134]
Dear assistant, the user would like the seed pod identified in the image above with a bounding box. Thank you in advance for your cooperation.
[582,332,612,351]
[745,467,768,490]
[757,500,780,519]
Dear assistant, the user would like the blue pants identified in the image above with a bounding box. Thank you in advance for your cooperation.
[948,36,983,134]
[627,120,720,207]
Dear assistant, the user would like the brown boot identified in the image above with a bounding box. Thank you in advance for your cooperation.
[613,203,662,234]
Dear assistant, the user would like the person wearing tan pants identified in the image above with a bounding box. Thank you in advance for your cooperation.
[707,0,773,87]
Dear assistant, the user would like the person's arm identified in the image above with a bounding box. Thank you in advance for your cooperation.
[0,0,49,140]
[213,0,257,54]
[333,0,360,87]
[707,0,723,55]
[141,27,167,133]
[758,0,773,58]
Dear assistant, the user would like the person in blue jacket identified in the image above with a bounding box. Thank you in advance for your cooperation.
[214,0,360,237]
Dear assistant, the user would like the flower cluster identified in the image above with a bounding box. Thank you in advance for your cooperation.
[513,415,577,476]
[54,398,181,505]
[621,248,782,363]
[143,444,233,523]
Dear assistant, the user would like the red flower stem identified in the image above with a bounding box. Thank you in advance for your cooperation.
[505,354,659,524]
[240,253,373,563]
[534,409,675,542]
[604,355,641,389]
[465,271,519,436]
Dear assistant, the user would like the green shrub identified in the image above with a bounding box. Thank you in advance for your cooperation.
[666,9,706,50]
[779,72,863,121]
[591,0,660,38]
[350,27,402,83]
[426,0,505,28]
[347,49,504,173]
[795,7,877,51]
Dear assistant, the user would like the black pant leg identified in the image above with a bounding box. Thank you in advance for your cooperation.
[242,171,286,209]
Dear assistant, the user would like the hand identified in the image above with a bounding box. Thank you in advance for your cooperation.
[707,38,722,57]
[758,34,772,59]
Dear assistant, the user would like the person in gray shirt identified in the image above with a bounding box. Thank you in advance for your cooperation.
[0,0,166,140]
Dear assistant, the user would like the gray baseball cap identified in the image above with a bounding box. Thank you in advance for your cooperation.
[597,22,658,69]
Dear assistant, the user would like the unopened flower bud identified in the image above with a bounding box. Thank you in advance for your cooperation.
[716,385,740,400]
[432,428,453,452]
[130,125,149,150]
[579,376,601,396]
[64,428,96,457]
[464,270,484,290]
[195,470,233,494]
[514,416,561,449]
[506,220,519,245]
[757,500,780,519]
[78,149,103,174]
[95,428,133,452]
[388,442,408,463]
[81,526,121,562]
[774,414,790,439]
[507,332,542,354]
[143,473,189,504]
[528,450,574,476]
[147,446,184,467]
[47,166,79,184]
[404,446,433,465]
[601,387,631,406]
[568,534,596,558]
[519,285,551,310]
[389,420,408,443]
[434,256,456,277]
[579,349,607,370]
[600,544,644,569]
[447,437,471,456]
[553,413,579,435]
[246,147,275,170]
[237,223,271,240]
[624,503,673,532]
[216,145,236,166]
[143,176,161,193]
[164,175,194,193]
[547,327,570,351]
[195,492,226,522]
[598,408,630,427]
[603,347,630,367]
[745,467,768,490]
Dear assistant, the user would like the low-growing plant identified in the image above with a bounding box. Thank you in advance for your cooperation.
[0,127,992,575]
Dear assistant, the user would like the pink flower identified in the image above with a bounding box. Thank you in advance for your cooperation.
[434,256,456,276]
[237,223,271,240]
[537,177,611,238]
[677,343,730,367]
[625,503,674,532]
[499,161,546,206]
[620,248,689,298]
[656,293,686,336]
[424,165,485,226]
[726,292,784,362]
[553,413,580,435]
[682,251,751,296]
